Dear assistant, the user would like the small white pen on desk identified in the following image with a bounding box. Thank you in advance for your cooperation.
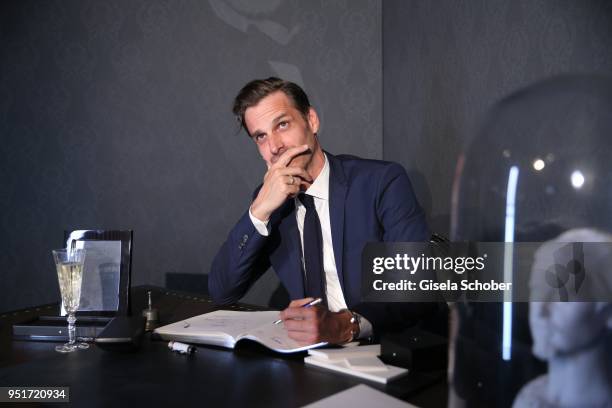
[273,298,322,325]
[168,341,195,354]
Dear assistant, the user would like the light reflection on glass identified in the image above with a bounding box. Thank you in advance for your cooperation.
[503,165,519,361]
[533,159,545,171]
[571,170,585,189]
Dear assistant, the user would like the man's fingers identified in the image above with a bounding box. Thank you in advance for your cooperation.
[281,306,318,321]
[272,145,310,168]
[280,307,312,320]
[283,318,316,332]
[286,330,320,344]
[267,167,311,185]
[280,299,317,321]
[281,176,300,190]
[281,167,313,182]
[284,175,301,188]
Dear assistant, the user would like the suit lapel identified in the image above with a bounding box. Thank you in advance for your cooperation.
[326,152,348,293]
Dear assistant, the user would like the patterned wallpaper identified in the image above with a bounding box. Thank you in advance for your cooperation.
[384,0,612,237]
[0,0,382,312]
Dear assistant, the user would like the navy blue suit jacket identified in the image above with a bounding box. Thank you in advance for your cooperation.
[209,152,432,336]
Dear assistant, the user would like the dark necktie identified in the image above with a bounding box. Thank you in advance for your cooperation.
[298,193,326,301]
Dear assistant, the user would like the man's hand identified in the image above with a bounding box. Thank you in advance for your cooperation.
[250,145,313,222]
[278,298,355,345]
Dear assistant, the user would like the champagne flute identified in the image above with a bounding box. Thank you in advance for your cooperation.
[52,248,89,353]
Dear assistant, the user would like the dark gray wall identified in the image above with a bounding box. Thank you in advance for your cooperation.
[384,0,612,237]
[0,0,381,312]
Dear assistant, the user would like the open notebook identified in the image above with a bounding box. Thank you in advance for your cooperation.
[154,310,326,353]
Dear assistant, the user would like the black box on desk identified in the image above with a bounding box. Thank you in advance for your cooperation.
[13,315,111,341]
[380,328,448,372]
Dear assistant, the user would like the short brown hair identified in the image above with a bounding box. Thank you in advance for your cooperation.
[232,77,311,136]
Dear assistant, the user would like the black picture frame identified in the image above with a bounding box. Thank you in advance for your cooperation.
[64,230,133,317]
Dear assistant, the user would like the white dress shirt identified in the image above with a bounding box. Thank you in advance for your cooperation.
[249,154,372,338]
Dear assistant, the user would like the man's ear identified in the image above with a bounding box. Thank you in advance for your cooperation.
[307,107,320,135]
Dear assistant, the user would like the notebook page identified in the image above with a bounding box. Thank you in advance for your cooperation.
[154,310,279,347]
[179,310,279,338]
[239,320,327,353]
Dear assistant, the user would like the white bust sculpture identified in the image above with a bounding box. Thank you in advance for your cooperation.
[513,229,612,408]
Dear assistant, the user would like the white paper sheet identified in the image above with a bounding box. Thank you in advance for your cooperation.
[302,384,419,408]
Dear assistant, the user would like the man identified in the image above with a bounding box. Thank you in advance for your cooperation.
[209,77,431,344]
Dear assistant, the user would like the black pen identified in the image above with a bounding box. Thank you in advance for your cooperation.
[273,298,322,324]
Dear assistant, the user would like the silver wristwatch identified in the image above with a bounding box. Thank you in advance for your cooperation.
[348,311,361,341]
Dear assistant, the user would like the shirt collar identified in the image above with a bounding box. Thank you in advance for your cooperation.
[303,152,329,201]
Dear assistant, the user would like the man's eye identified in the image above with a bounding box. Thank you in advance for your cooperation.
[254,134,266,142]
[279,121,289,129]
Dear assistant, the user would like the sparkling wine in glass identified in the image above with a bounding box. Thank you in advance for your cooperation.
[52,248,89,353]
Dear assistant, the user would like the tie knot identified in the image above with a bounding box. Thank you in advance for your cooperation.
[298,193,316,210]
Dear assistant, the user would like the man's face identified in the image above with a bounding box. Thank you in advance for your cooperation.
[529,301,608,359]
[244,91,320,170]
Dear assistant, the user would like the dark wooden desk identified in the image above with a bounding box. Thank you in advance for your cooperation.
[0,286,447,407]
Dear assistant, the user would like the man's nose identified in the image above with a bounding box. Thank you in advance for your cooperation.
[538,302,550,318]
[268,133,284,155]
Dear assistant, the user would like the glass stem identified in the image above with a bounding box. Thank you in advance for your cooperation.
[67,313,76,345]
